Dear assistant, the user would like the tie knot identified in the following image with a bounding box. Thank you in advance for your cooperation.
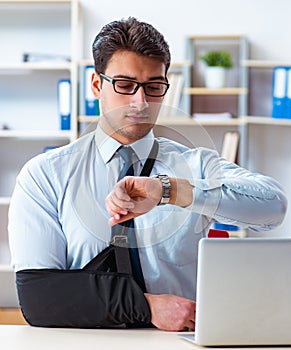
[117,146,134,165]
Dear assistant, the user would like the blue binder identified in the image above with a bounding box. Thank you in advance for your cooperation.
[285,68,291,118]
[271,66,288,119]
[85,66,100,116]
[58,79,71,130]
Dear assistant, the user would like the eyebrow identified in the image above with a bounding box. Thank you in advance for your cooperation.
[112,74,167,82]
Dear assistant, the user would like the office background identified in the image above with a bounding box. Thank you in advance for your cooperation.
[1,0,290,249]
[0,0,290,324]
[79,0,291,237]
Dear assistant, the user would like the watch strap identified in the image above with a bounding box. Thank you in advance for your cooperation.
[154,174,171,205]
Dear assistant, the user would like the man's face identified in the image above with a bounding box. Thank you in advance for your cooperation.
[91,50,167,144]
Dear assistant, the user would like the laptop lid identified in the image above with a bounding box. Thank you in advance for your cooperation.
[193,238,291,346]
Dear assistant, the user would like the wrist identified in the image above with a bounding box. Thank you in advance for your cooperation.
[152,174,171,205]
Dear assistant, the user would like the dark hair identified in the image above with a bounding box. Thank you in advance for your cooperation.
[92,17,171,75]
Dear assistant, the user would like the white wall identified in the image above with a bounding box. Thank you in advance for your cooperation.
[80,0,291,62]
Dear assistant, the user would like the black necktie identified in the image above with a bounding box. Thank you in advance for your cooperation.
[111,146,146,291]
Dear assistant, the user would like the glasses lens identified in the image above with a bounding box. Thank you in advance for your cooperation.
[144,83,168,97]
[114,80,138,94]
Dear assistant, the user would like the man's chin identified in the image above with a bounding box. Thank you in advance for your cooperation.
[117,123,154,141]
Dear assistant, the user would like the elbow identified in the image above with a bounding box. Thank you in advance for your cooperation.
[251,193,288,232]
[274,192,288,227]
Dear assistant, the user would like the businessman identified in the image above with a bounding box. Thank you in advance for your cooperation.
[8,17,287,331]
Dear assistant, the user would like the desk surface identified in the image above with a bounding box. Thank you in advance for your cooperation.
[0,325,290,350]
[0,325,194,350]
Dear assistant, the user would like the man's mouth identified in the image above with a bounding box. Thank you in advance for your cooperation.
[126,113,150,123]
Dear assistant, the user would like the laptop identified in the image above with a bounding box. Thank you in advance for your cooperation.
[180,237,291,346]
[0,265,19,307]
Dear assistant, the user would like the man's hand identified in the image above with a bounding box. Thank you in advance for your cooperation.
[144,293,196,331]
[106,175,194,226]
[106,176,162,226]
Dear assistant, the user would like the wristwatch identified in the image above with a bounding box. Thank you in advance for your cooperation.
[154,174,171,205]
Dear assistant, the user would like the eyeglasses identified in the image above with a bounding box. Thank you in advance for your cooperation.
[99,73,170,97]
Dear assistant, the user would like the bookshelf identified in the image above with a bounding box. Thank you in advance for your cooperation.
[0,0,82,305]
[184,35,249,118]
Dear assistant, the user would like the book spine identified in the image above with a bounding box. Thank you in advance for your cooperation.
[286,68,291,118]
[58,79,71,130]
[271,66,288,119]
[85,66,100,116]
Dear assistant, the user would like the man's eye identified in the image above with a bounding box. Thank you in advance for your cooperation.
[147,84,163,92]
[116,81,135,90]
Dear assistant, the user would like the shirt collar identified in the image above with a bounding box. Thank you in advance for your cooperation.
[95,124,155,166]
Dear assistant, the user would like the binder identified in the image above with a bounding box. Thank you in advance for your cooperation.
[84,66,100,116]
[58,79,71,130]
[286,68,291,118]
[271,66,288,118]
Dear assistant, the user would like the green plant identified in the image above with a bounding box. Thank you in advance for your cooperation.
[199,51,233,68]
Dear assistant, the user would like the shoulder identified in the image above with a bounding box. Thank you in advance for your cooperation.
[156,137,190,153]
[156,136,219,159]
[18,131,96,183]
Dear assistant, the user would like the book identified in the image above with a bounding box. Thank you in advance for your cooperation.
[271,66,291,119]
[57,79,71,130]
[22,52,70,63]
[286,68,291,117]
[159,72,184,117]
[85,66,100,116]
[221,131,239,163]
[79,65,100,116]
[272,66,287,118]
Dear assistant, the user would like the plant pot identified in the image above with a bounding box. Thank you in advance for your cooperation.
[205,67,226,88]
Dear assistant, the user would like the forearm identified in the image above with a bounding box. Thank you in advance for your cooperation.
[190,170,287,230]
[16,269,151,328]
[168,177,194,208]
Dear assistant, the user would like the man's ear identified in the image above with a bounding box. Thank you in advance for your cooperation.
[91,72,101,99]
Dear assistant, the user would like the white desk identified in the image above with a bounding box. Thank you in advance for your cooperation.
[0,325,196,350]
[1,325,291,350]
[0,325,291,350]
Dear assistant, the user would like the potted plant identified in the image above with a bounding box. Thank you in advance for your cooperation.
[199,50,233,88]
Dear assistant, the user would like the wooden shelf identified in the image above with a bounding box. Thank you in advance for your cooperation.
[188,35,245,41]
[0,129,73,139]
[0,308,27,325]
[0,62,72,71]
[0,0,72,4]
[184,87,248,95]
[243,116,291,126]
[157,116,243,126]
[78,116,100,123]
[78,115,291,127]
[241,59,291,68]
[0,197,10,205]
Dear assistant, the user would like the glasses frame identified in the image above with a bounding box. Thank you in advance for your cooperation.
[99,73,170,97]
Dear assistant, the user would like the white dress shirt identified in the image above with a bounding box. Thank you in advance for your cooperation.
[8,125,287,300]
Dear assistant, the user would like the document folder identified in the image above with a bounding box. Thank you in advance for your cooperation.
[272,66,288,118]
[58,79,71,130]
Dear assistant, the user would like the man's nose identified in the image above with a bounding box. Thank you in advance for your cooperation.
[129,86,149,111]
